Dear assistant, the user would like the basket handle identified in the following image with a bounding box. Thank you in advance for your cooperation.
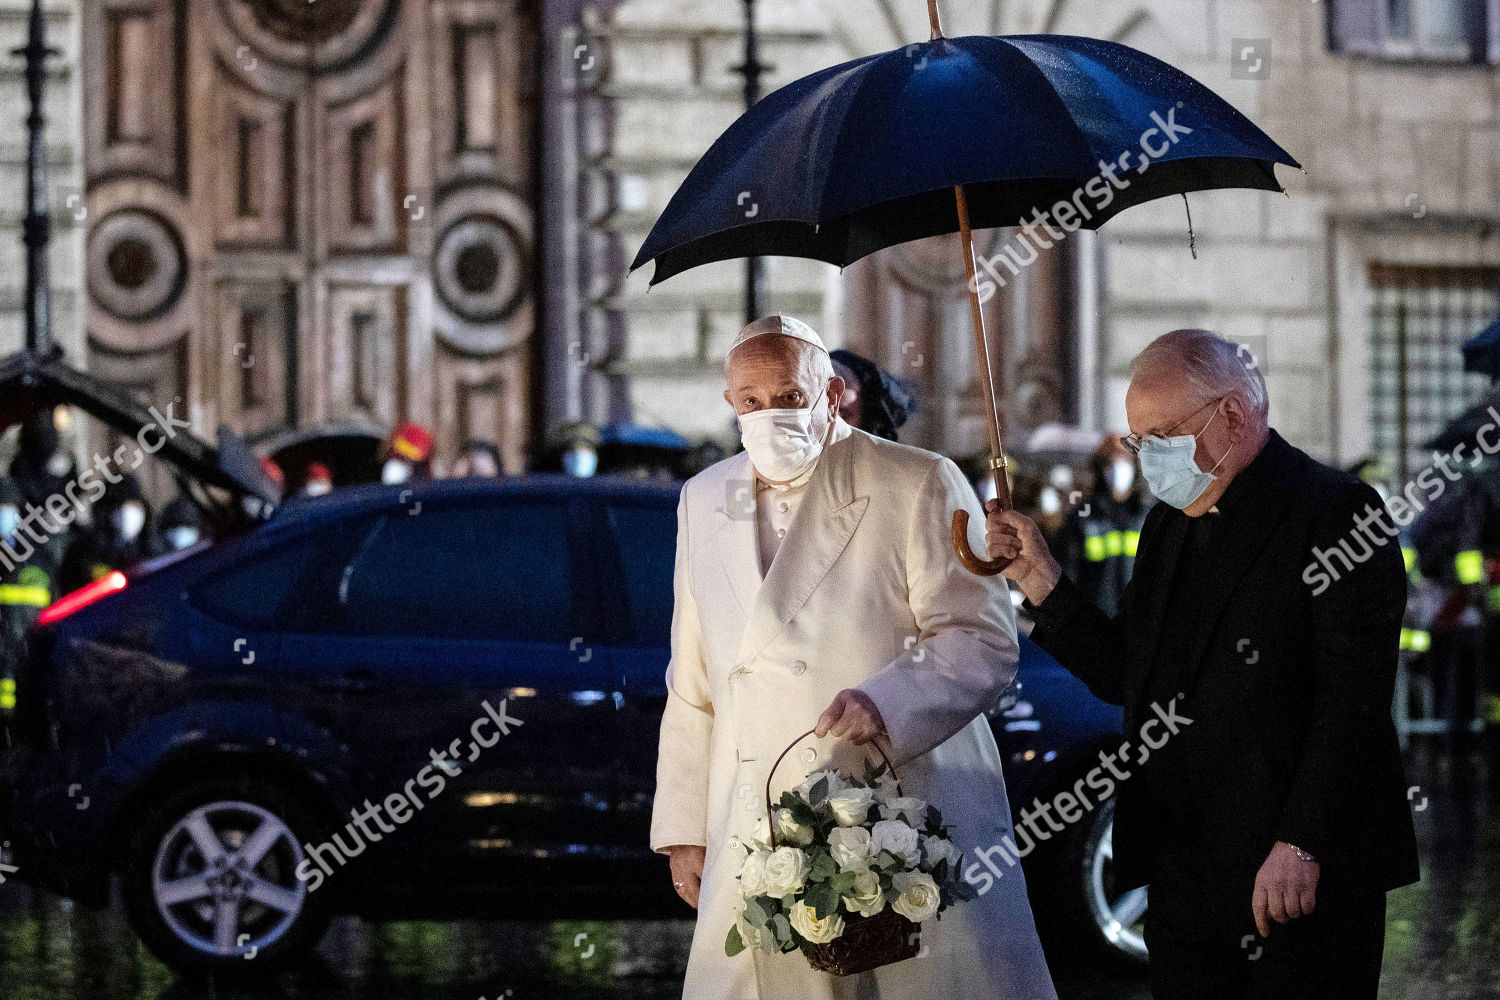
[765,729,900,849]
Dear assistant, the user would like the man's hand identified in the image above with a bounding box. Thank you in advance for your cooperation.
[984,501,1063,605]
[816,689,886,745]
[666,844,706,908]
[1251,841,1320,938]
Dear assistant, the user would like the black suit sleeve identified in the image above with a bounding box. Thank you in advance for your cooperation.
[1026,571,1131,706]
[1276,482,1407,861]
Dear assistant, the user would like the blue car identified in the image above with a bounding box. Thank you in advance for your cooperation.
[0,474,1141,975]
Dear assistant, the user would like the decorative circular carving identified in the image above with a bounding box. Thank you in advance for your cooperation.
[87,210,187,323]
[435,214,526,325]
[219,0,399,75]
[243,0,363,44]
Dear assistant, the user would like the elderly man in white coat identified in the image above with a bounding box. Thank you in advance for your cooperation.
[652,315,1057,1000]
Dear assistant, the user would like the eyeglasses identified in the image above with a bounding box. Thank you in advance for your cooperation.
[1120,396,1225,457]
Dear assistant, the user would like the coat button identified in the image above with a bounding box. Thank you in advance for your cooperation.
[792,660,807,675]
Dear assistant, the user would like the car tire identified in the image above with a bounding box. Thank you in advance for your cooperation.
[1034,795,1150,968]
[120,773,335,976]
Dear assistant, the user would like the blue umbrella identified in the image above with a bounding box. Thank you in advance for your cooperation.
[633,2,1299,573]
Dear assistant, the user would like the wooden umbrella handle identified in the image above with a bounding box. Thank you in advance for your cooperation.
[951,182,1014,577]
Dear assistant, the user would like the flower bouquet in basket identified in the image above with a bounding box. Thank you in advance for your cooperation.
[724,730,978,976]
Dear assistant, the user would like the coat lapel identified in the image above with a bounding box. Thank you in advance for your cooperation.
[736,423,865,666]
[712,452,763,620]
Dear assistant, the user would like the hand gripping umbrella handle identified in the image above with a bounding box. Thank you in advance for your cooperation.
[952,457,1013,577]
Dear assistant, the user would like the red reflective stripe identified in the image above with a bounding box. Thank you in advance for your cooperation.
[38,572,127,626]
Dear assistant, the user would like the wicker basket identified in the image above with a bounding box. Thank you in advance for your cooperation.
[806,908,920,975]
[766,729,922,976]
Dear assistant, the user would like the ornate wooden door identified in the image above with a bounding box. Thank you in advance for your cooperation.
[81,0,539,485]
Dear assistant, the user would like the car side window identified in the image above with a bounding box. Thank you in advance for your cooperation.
[325,503,576,642]
[192,537,322,630]
[604,503,677,647]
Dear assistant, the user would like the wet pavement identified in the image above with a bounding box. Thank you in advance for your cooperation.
[0,748,1495,1000]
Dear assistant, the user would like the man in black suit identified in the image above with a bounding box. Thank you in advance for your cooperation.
[987,329,1418,1000]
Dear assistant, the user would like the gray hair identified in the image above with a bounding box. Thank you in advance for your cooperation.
[1131,328,1268,419]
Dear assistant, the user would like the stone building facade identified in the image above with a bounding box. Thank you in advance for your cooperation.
[1,0,1497,481]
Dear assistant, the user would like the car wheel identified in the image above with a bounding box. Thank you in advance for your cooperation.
[1034,795,1149,967]
[121,774,334,975]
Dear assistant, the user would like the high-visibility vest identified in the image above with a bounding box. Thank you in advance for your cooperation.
[0,583,50,608]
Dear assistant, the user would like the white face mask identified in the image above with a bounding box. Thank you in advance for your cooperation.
[563,446,598,478]
[113,502,146,543]
[1108,458,1136,496]
[1039,486,1062,516]
[738,386,831,485]
[381,459,411,485]
[46,452,71,478]
[0,505,19,539]
[304,480,332,497]
[166,526,201,550]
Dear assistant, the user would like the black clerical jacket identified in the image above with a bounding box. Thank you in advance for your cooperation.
[1028,431,1420,907]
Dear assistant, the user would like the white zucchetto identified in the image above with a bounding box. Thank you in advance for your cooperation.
[726,314,828,360]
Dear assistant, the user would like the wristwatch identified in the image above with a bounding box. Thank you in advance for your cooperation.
[1286,842,1317,863]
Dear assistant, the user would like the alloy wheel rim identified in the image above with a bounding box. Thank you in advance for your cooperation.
[1086,814,1149,958]
[151,799,308,958]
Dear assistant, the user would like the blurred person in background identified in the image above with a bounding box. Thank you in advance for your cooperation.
[58,473,164,594]
[158,496,205,552]
[0,475,54,720]
[452,439,503,478]
[301,462,334,498]
[1073,436,1150,617]
[8,409,79,568]
[380,422,434,484]
[830,347,917,442]
[557,422,600,478]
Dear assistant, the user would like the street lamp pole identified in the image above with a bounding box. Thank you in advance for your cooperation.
[15,0,57,357]
[733,0,769,326]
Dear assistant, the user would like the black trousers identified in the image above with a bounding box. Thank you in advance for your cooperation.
[1144,877,1387,1000]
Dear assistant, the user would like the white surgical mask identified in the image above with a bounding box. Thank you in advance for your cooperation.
[738,387,831,485]
[166,526,201,550]
[304,480,332,497]
[0,505,19,539]
[381,459,411,485]
[46,452,71,478]
[1039,486,1062,516]
[563,446,598,478]
[1137,404,1233,510]
[1108,458,1136,496]
[113,502,147,543]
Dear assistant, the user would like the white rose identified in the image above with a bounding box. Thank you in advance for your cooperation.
[882,796,929,827]
[789,900,846,944]
[842,868,886,918]
[794,769,847,801]
[827,826,875,870]
[739,849,772,897]
[871,773,901,804]
[775,808,814,847]
[870,819,922,867]
[828,787,876,827]
[891,871,942,923]
[762,846,811,899]
[922,834,963,873]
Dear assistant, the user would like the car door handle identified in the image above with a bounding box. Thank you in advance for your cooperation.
[312,670,383,694]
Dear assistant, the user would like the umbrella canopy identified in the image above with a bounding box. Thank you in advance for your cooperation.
[634,10,1297,574]
[1462,312,1500,381]
[632,32,1299,283]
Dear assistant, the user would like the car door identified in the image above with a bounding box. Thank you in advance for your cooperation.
[593,493,679,856]
[276,494,616,878]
